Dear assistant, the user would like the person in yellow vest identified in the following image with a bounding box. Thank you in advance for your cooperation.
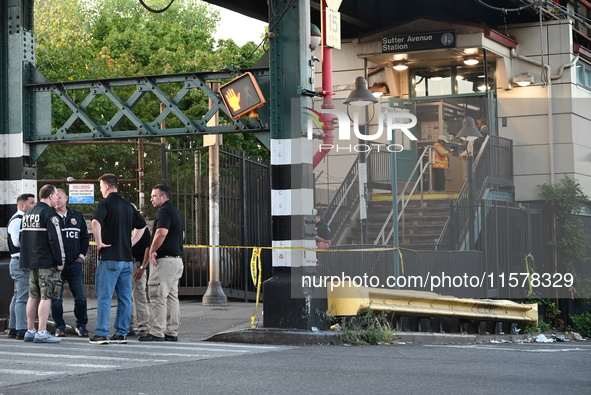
[433,135,452,191]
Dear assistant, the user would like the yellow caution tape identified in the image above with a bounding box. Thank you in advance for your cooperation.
[524,253,534,297]
[249,247,262,328]
[397,248,405,275]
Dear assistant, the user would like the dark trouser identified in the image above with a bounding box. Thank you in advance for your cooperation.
[51,261,88,329]
[433,168,446,191]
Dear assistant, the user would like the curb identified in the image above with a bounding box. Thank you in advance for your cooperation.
[207,328,341,345]
[206,329,538,346]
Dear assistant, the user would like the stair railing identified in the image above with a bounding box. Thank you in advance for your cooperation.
[322,146,385,245]
[322,155,361,245]
[437,135,514,250]
[373,146,434,245]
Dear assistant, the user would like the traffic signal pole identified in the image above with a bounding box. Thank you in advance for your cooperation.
[263,0,327,329]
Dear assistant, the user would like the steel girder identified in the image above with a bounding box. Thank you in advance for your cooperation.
[25,67,269,160]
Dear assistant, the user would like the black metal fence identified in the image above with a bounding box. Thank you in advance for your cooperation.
[318,245,485,298]
[49,142,272,301]
[164,144,272,300]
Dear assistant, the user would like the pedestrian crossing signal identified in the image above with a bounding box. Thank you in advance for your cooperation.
[219,72,266,120]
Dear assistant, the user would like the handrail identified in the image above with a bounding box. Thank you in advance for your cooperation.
[437,135,514,250]
[373,146,434,245]
[323,148,378,244]
[437,136,489,250]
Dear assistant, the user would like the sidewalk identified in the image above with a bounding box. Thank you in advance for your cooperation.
[54,296,263,342]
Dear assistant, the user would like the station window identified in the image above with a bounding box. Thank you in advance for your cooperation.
[576,61,591,90]
[412,64,495,97]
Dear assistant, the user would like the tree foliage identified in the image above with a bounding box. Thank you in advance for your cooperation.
[539,176,591,296]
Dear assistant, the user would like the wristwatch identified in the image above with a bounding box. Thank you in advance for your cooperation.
[139,265,146,270]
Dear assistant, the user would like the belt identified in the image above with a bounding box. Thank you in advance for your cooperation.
[160,255,181,259]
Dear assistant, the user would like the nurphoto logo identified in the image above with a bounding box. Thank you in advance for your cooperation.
[305,107,418,153]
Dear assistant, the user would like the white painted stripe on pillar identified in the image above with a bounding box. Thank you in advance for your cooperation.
[272,240,316,267]
[0,179,38,205]
[0,228,7,251]
[271,137,313,165]
[0,133,29,158]
[271,189,314,216]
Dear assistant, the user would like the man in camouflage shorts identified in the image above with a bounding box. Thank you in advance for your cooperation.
[20,184,66,344]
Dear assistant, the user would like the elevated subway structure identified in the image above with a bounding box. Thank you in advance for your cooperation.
[2,1,591,331]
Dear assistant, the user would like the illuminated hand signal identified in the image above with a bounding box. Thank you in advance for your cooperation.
[225,88,241,111]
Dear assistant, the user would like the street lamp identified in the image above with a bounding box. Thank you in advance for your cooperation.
[456,116,482,250]
[344,76,378,245]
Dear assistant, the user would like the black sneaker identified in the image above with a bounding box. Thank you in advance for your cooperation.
[89,335,109,345]
[138,333,165,342]
[7,329,17,338]
[164,335,178,342]
[109,334,127,344]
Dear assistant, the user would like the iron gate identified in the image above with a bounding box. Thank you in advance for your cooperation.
[164,144,271,301]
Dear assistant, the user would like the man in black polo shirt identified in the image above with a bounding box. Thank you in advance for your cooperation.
[90,173,146,345]
[138,185,184,342]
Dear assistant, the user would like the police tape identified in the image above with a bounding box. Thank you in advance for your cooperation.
[33,240,405,327]
[250,247,262,328]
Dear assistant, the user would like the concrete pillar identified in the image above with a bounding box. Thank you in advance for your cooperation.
[263,0,327,329]
[1,1,37,258]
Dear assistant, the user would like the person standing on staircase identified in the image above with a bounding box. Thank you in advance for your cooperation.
[315,212,332,250]
[432,135,452,191]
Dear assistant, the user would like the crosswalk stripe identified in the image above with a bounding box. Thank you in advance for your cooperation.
[0,351,168,362]
[64,364,120,368]
[0,369,58,376]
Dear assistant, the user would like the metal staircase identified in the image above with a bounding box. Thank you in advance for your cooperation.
[322,135,515,251]
[437,135,514,250]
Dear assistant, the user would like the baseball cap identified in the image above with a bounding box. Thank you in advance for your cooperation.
[438,135,449,143]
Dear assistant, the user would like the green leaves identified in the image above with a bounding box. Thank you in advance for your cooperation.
[539,176,591,294]
[539,176,590,218]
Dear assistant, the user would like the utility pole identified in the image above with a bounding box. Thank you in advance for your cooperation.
[203,82,227,306]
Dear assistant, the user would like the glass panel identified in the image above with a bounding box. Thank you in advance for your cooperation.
[412,64,495,97]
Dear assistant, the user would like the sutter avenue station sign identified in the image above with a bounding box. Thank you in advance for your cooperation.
[382,30,456,53]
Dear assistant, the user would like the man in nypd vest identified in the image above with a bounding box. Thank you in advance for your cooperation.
[50,188,90,337]
[20,184,66,343]
[7,193,36,340]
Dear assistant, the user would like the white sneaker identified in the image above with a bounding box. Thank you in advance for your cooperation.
[34,332,62,343]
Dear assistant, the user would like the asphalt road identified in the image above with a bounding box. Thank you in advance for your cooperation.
[1,337,589,394]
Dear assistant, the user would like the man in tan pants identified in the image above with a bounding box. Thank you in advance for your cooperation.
[138,185,184,342]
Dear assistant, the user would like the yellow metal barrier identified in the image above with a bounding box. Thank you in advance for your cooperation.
[327,281,538,326]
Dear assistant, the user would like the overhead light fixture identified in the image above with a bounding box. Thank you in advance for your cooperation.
[392,62,408,71]
[456,75,465,80]
[344,76,379,107]
[310,24,321,51]
[463,56,479,65]
[369,82,390,97]
[456,116,483,141]
[513,72,535,87]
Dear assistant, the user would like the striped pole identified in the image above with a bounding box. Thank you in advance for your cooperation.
[263,0,326,329]
[1,1,37,253]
